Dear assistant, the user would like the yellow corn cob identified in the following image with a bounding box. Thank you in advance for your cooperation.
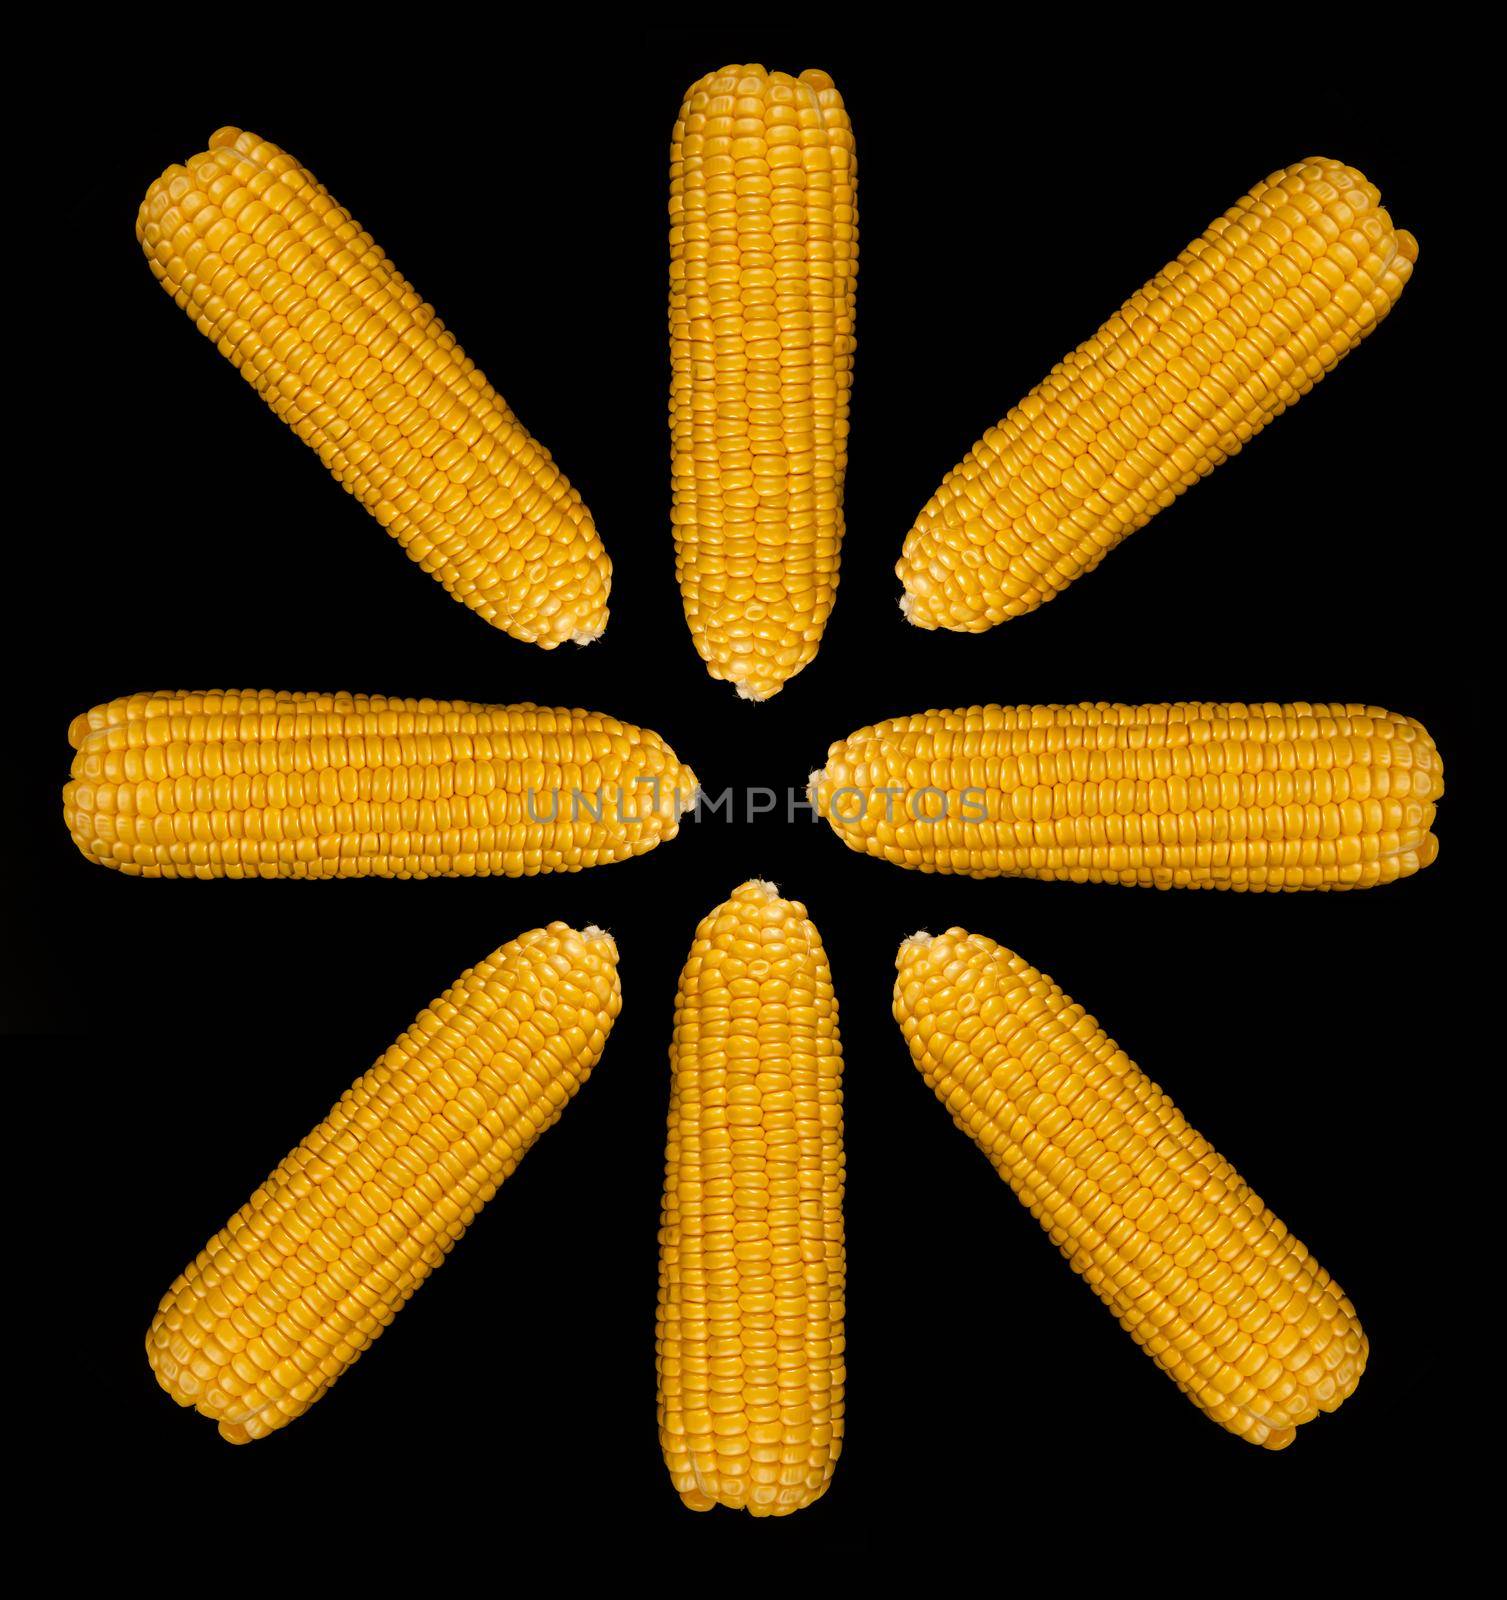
[897,160,1415,631]
[657,881,845,1514]
[812,701,1441,891]
[139,127,610,647]
[670,66,858,700]
[894,929,1365,1449]
[148,922,621,1442]
[65,690,697,879]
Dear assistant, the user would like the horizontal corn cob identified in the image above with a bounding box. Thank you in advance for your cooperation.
[895,929,1365,1448]
[670,66,858,699]
[657,881,845,1514]
[812,702,1441,891]
[65,690,697,879]
[897,160,1415,631]
[148,922,621,1441]
[139,127,610,646]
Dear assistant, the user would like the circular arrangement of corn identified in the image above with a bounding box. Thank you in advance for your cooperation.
[894,930,1368,1449]
[65,690,697,879]
[896,160,1416,631]
[139,128,612,647]
[67,71,1441,1493]
[147,924,622,1442]
[813,701,1442,891]
[670,66,858,700]
[657,881,846,1513]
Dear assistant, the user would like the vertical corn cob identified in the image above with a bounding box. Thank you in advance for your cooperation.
[148,923,621,1442]
[812,701,1441,891]
[139,127,611,646]
[670,66,858,700]
[897,160,1415,630]
[657,881,845,1514]
[65,690,697,879]
[895,929,1365,1449]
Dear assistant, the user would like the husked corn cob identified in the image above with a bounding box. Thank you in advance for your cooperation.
[894,930,1366,1448]
[139,127,610,646]
[65,690,697,879]
[897,160,1415,631]
[670,66,858,700]
[657,881,845,1514]
[812,702,1441,891]
[148,922,621,1442]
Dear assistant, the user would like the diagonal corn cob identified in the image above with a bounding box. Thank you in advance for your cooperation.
[657,881,845,1514]
[895,929,1365,1449]
[148,922,621,1442]
[139,127,611,647]
[65,690,697,879]
[897,160,1415,631]
[812,701,1441,891]
[670,66,858,700]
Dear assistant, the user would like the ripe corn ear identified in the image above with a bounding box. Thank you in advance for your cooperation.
[670,66,858,700]
[148,922,621,1442]
[657,881,845,1514]
[894,929,1366,1448]
[812,701,1441,891]
[65,690,697,879]
[897,160,1415,630]
[139,127,611,646]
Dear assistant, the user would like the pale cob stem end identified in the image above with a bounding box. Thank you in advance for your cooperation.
[740,879,781,899]
[568,620,606,646]
[806,769,825,808]
[898,931,935,959]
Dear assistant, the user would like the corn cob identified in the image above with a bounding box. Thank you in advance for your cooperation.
[139,127,610,647]
[657,881,845,1514]
[65,690,697,879]
[894,929,1365,1448]
[148,922,621,1442]
[897,160,1415,631]
[812,701,1441,891]
[670,66,858,700]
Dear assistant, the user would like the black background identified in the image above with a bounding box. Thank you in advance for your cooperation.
[9,29,1482,1558]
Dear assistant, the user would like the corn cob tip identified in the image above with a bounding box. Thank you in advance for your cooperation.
[735,877,781,901]
[573,924,617,958]
[897,931,935,959]
[567,617,607,647]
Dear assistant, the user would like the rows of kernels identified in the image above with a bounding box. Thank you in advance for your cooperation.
[64,691,698,878]
[657,881,845,1513]
[670,66,857,700]
[138,127,610,647]
[893,930,1366,1448]
[146,924,622,1441]
[814,702,1442,890]
[897,160,1416,631]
